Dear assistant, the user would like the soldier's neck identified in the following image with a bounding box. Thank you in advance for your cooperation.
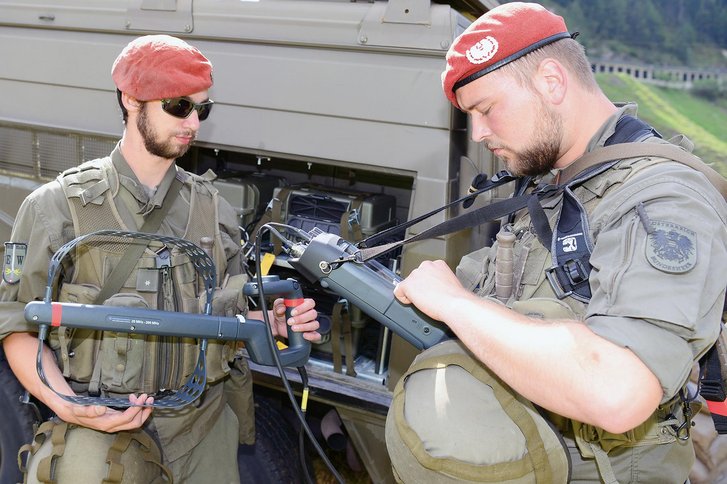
[119,137,175,189]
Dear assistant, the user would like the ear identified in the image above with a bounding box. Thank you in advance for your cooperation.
[532,59,567,105]
[121,92,142,113]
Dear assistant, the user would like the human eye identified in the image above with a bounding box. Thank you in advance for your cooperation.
[475,101,493,117]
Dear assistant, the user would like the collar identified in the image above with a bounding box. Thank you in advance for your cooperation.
[585,102,639,152]
[112,145,181,215]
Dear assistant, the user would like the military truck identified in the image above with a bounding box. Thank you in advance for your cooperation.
[0,0,505,482]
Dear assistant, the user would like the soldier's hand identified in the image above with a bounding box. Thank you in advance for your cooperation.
[394,259,477,322]
[66,393,154,433]
[270,297,322,343]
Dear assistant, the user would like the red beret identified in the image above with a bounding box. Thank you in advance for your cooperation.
[111,35,213,101]
[442,2,571,109]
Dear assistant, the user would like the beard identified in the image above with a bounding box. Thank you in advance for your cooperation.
[137,104,194,160]
[497,99,563,177]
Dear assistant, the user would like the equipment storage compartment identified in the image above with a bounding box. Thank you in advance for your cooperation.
[276,184,397,241]
[192,147,412,385]
[212,172,288,234]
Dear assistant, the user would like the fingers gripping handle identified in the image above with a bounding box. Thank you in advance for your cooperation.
[243,276,311,368]
[284,295,306,352]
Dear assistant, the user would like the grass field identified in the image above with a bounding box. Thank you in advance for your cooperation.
[596,73,727,176]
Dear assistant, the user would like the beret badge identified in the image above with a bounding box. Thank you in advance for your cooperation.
[466,36,499,65]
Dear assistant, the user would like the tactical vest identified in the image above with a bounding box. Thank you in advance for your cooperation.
[48,156,236,396]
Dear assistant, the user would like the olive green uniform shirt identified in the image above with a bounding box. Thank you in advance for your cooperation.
[457,105,727,482]
[0,144,246,464]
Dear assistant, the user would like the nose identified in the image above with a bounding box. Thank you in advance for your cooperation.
[470,114,491,143]
[182,109,201,130]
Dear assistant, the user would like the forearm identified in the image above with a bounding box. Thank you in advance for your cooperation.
[3,332,76,420]
[442,294,662,433]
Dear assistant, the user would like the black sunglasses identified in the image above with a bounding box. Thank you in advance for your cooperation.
[160,97,214,121]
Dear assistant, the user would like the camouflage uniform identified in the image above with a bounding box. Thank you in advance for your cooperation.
[0,144,254,483]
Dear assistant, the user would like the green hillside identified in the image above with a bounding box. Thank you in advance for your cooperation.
[596,73,727,176]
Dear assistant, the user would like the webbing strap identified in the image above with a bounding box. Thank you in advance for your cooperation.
[360,124,726,265]
[37,421,69,483]
[358,193,534,262]
[330,301,357,377]
[699,331,727,433]
[103,430,174,484]
[18,420,56,477]
[357,170,526,261]
[588,442,620,484]
[560,142,727,198]
[104,432,133,483]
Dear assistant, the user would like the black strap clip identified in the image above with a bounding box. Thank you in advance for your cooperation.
[545,258,590,300]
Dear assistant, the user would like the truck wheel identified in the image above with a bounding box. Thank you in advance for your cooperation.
[238,396,303,484]
[0,346,37,484]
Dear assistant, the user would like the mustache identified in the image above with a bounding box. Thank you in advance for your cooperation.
[177,130,197,139]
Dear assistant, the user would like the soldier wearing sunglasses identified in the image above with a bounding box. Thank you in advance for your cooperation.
[0,35,321,483]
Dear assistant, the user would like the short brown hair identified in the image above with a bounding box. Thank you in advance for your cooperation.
[500,38,599,92]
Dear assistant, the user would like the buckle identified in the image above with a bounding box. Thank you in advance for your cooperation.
[699,380,727,402]
[155,246,171,268]
[545,258,589,300]
[347,208,361,228]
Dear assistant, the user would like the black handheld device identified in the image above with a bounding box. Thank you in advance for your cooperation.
[288,229,451,350]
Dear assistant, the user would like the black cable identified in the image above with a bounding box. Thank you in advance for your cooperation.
[254,224,345,484]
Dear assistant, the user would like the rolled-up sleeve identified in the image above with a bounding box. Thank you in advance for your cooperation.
[585,163,727,402]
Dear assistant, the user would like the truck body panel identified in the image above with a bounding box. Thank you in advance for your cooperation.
[0,1,499,481]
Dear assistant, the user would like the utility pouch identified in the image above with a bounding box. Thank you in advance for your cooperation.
[571,410,677,458]
[224,356,256,444]
[49,283,102,381]
[20,419,172,484]
[198,273,249,382]
[96,293,153,395]
[510,297,578,321]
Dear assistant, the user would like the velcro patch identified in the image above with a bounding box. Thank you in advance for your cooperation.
[645,221,696,274]
[136,269,159,292]
[3,242,27,284]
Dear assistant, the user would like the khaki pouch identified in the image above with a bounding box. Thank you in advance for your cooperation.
[20,419,172,484]
[198,273,248,383]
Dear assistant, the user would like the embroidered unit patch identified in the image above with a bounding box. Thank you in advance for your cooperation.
[645,221,696,274]
[3,242,27,284]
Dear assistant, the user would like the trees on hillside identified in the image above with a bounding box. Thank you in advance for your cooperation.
[528,0,727,66]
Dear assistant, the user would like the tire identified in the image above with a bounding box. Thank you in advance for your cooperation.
[237,396,304,484]
[0,346,38,484]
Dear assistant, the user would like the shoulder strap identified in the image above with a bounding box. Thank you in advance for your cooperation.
[560,142,727,198]
[93,177,184,305]
[542,140,727,302]
[359,137,726,263]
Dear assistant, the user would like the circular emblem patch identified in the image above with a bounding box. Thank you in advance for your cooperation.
[466,36,499,65]
[645,220,697,274]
